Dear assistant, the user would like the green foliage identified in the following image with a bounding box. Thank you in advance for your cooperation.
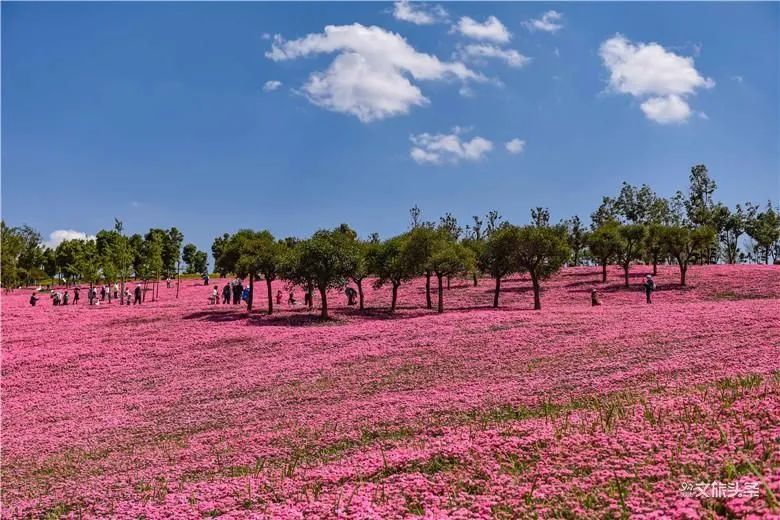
[662,225,716,286]
[281,226,361,318]
[616,224,647,287]
[1,221,24,289]
[514,225,571,310]
[745,202,780,264]
[182,244,208,274]
[562,216,588,265]
[588,221,622,281]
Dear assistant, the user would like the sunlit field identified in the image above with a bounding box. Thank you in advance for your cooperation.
[2,264,779,519]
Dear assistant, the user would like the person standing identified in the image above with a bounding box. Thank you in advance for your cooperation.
[134,284,142,305]
[73,286,80,305]
[222,284,231,305]
[113,282,119,300]
[591,288,601,306]
[233,280,243,305]
[276,290,283,305]
[644,275,655,304]
[29,292,39,306]
[63,291,70,305]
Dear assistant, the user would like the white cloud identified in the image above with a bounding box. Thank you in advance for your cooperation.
[599,34,714,124]
[454,16,511,43]
[392,1,447,25]
[45,230,96,249]
[505,138,526,154]
[410,127,493,165]
[523,11,564,33]
[639,95,691,124]
[263,80,283,92]
[266,24,483,122]
[457,44,530,68]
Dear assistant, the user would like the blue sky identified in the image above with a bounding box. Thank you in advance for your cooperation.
[2,2,778,258]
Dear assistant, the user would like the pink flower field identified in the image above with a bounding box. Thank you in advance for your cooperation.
[2,265,779,519]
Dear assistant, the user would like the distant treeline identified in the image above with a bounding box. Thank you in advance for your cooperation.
[2,165,779,316]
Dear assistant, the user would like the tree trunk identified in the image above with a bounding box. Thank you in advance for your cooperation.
[266,277,273,315]
[602,262,608,282]
[319,286,328,319]
[574,250,580,266]
[652,257,658,276]
[356,279,364,311]
[437,273,444,313]
[390,282,399,312]
[472,271,478,287]
[493,276,501,308]
[446,276,451,290]
[531,274,541,310]
[425,271,432,309]
[247,273,254,312]
[623,264,630,287]
[680,264,687,287]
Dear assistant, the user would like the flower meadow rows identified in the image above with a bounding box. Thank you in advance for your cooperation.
[1,264,779,519]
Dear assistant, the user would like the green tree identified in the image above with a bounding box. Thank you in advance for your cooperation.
[429,238,474,313]
[217,230,273,312]
[369,235,412,313]
[72,240,101,288]
[745,202,780,264]
[211,233,231,276]
[243,231,286,314]
[662,226,716,286]
[42,247,58,285]
[404,226,438,308]
[281,227,361,319]
[531,207,550,227]
[616,224,647,287]
[1,222,24,291]
[13,225,44,285]
[587,221,622,282]
[563,216,588,266]
[481,224,521,308]
[182,244,207,274]
[514,225,571,310]
[163,228,184,278]
[718,205,743,264]
[643,223,666,276]
[55,239,89,285]
[685,164,718,227]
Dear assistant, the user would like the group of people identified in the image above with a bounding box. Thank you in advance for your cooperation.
[30,282,145,307]
[590,274,656,306]
[209,279,246,305]
[207,282,361,310]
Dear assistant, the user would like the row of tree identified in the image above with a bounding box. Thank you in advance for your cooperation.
[1,219,210,302]
[2,165,779,316]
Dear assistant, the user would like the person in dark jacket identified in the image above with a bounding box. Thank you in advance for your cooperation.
[29,292,39,306]
[73,287,80,304]
[232,281,243,305]
[644,275,655,304]
[63,291,70,305]
[134,284,142,305]
[222,284,231,304]
[345,287,357,305]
